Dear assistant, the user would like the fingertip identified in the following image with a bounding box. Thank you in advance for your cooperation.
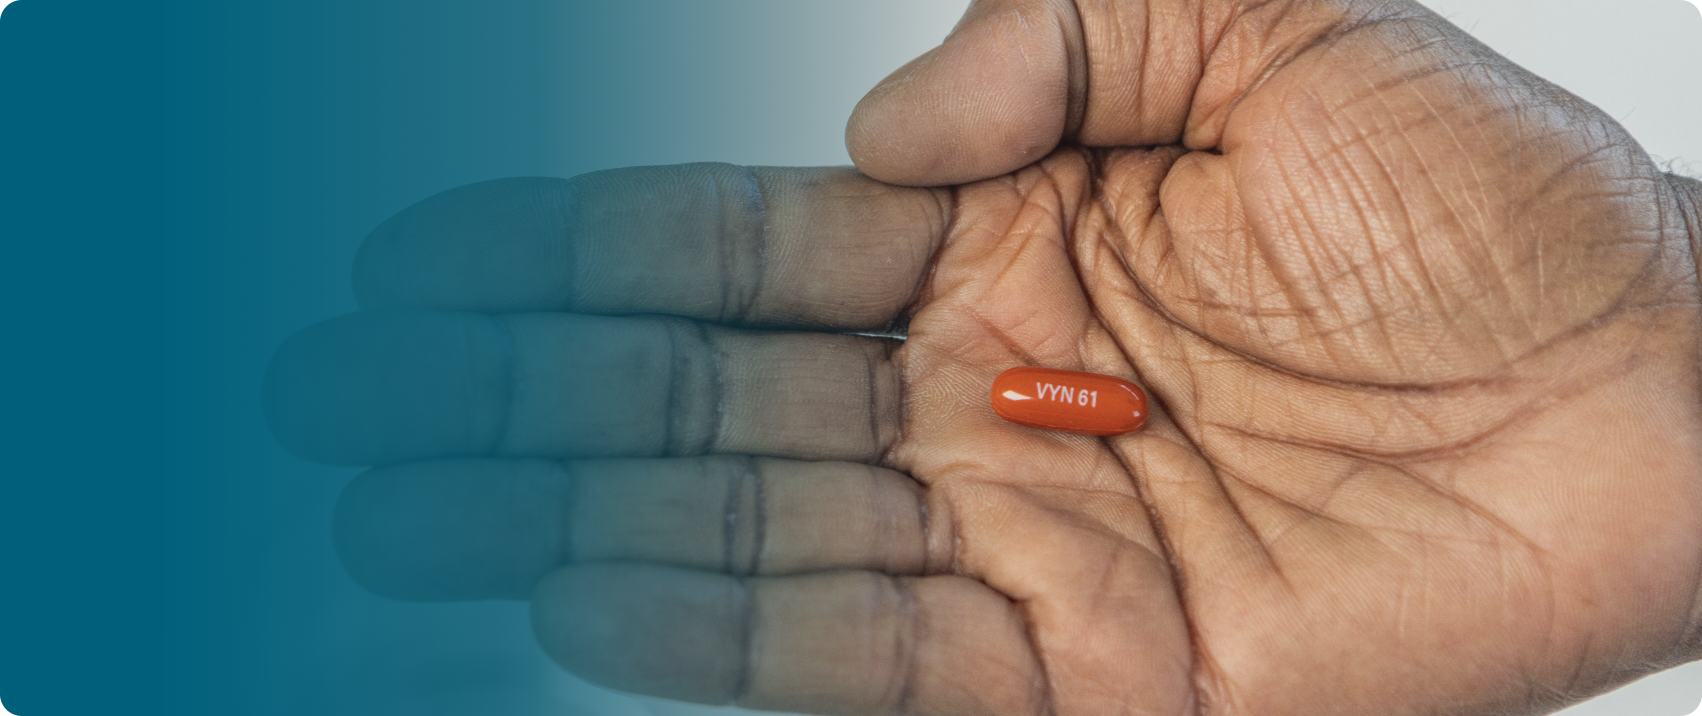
[261,310,509,466]
[333,459,571,601]
[530,565,746,704]
[845,7,1072,187]
[352,177,576,311]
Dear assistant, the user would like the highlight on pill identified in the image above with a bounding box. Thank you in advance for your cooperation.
[990,366,1148,436]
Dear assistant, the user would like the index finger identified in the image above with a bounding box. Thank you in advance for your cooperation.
[353,164,950,331]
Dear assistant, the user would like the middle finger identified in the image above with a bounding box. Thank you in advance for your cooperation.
[263,309,902,466]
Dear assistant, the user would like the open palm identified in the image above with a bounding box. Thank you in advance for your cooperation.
[264,1,1702,714]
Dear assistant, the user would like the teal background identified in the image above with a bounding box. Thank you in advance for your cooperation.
[0,1,1696,715]
[0,1,961,714]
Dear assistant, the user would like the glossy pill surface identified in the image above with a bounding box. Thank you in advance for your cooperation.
[991,367,1149,436]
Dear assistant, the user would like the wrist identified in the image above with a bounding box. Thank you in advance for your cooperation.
[1670,172,1702,298]
[1670,170,1702,665]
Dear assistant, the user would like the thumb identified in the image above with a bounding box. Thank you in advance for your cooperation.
[846,0,1399,186]
[845,0,1087,187]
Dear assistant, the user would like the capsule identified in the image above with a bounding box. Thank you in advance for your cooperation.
[990,367,1148,436]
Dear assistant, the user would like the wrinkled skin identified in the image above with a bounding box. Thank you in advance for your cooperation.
[265,0,1702,715]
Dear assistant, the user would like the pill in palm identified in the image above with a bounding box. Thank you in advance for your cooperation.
[990,367,1148,436]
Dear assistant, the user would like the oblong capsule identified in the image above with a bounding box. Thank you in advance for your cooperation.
[990,367,1148,436]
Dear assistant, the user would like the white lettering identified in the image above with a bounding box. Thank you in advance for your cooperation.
[1033,383,1101,407]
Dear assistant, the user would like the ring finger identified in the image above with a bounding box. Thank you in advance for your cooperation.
[332,455,955,601]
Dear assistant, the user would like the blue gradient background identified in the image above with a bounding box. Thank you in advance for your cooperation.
[0,1,1696,715]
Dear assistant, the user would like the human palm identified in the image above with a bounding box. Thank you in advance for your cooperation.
[265,1,1702,714]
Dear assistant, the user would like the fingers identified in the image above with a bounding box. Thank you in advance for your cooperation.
[333,456,950,601]
[531,565,1047,716]
[352,165,949,330]
[846,0,1433,186]
[263,309,901,466]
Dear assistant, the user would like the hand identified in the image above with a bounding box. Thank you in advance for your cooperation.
[264,1,1702,714]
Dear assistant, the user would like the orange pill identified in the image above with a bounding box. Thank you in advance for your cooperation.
[990,367,1148,436]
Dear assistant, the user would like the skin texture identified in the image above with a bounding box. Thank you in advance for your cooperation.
[263,0,1702,714]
